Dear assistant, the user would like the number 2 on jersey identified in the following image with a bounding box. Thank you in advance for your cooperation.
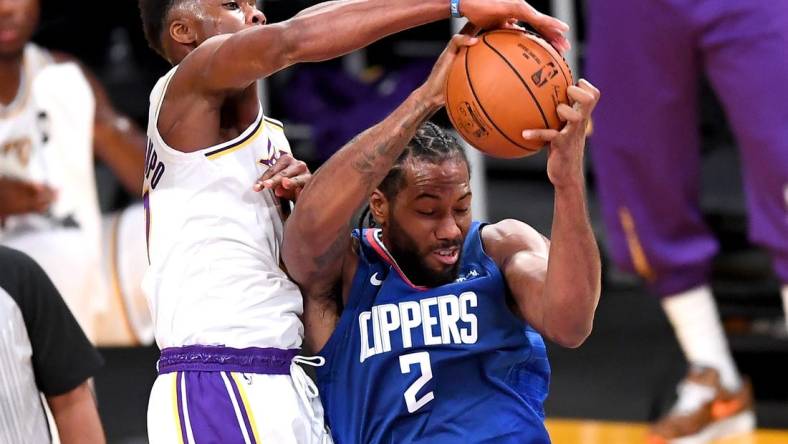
[399,352,434,413]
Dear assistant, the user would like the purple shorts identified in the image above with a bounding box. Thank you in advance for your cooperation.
[586,0,788,295]
[151,345,304,444]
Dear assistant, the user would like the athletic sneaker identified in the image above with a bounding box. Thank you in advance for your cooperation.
[647,366,755,444]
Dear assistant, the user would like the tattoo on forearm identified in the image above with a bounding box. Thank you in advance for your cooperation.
[313,223,352,269]
[350,101,431,181]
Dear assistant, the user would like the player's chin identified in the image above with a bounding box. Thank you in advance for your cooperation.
[424,258,459,283]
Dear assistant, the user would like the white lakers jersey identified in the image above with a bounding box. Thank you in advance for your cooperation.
[0,44,103,337]
[142,67,304,350]
[0,44,100,239]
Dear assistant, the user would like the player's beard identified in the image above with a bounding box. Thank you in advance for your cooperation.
[387,215,463,288]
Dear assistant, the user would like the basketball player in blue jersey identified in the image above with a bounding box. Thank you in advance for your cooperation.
[137,0,569,442]
[279,33,602,443]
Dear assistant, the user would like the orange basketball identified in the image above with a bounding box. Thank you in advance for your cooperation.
[445,29,573,158]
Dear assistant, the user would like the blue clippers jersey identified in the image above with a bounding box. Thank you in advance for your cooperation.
[316,222,551,444]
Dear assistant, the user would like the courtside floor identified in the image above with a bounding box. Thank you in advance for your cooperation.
[547,419,788,444]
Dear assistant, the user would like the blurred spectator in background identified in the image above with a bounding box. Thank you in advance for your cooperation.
[0,246,105,444]
[283,60,433,161]
[586,1,787,442]
[0,0,153,346]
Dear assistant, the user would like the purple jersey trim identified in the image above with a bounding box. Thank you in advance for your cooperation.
[158,345,298,374]
[175,372,189,443]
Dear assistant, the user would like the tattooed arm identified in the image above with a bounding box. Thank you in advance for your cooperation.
[282,34,478,351]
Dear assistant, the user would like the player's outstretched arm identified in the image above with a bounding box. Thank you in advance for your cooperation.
[184,0,567,94]
[486,80,602,348]
[282,34,476,294]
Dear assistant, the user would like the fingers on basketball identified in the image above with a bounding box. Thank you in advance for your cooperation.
[450,33,478,50]
[511,1,570,49]
[557,103,582,123]
[569,80,601,113]
[459,22,480,37]
[522,129,560,144]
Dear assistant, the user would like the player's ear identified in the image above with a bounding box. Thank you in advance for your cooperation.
[169,17,197,46]
[369,190,388,228]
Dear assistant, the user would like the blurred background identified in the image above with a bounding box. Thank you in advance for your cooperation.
[23,0,788,442]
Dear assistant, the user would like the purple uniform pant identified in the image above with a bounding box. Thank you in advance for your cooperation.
[147,346,332,444]
[586,0,788,296]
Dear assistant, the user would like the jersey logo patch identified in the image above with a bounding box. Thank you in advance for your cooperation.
[370,272,383,286]
[455,269,480,283]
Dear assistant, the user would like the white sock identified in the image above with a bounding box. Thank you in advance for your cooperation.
[782,285,788,331]
[661,285,742,392]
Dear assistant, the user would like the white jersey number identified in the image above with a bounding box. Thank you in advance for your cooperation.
[399,351,435,413]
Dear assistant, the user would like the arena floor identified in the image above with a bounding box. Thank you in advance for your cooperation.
[547,419,788,444]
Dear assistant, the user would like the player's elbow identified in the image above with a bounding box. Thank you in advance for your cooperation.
[550,326,591,349]
[545,316,594,349]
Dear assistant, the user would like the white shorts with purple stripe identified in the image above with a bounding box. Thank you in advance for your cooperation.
[147,346,332,444]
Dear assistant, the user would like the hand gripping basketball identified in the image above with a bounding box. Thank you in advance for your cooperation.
[419,25,480,108]
[540,79,601,189]
[459,0,570,53]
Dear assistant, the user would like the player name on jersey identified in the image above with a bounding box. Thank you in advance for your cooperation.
[358,291,478,363]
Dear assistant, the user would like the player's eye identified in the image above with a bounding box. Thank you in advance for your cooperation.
[222,2,240,10]
[416,209,435,217]
[454,207,469,215]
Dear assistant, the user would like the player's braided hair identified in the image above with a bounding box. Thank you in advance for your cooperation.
[138,0,183,58]
[378,122,469,199]
[358,122,469,229]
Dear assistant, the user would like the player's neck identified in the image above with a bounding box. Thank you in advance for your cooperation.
[0,56,23,106]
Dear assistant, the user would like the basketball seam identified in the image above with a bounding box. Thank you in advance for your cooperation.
[482,34,550,129]
[464,44,535,153]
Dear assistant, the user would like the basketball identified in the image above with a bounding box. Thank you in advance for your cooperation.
[445,29,573,158]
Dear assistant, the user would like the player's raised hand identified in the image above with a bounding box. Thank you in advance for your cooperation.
[521,79,600,189]
[419,24,480,107]
[0,178,57,217]
[253,154,312,201]
[460,0,570,53]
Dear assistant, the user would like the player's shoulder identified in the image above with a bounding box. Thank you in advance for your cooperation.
[45,50,96,90]
[263,116,285,131]
[48,50,91,78]
[482,219,550,259]
[170,34,234,90]
[49,49,77,65]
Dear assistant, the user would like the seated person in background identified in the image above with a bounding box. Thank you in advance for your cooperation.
[0,0,152,346]
[279,33,602,443]
[0,246,105,444]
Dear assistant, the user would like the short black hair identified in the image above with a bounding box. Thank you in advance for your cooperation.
[138,0,180,58]
[378,122,470,200]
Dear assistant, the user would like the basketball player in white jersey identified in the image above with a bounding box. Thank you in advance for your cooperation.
[137,0,569,442]
[0,0,154,346]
